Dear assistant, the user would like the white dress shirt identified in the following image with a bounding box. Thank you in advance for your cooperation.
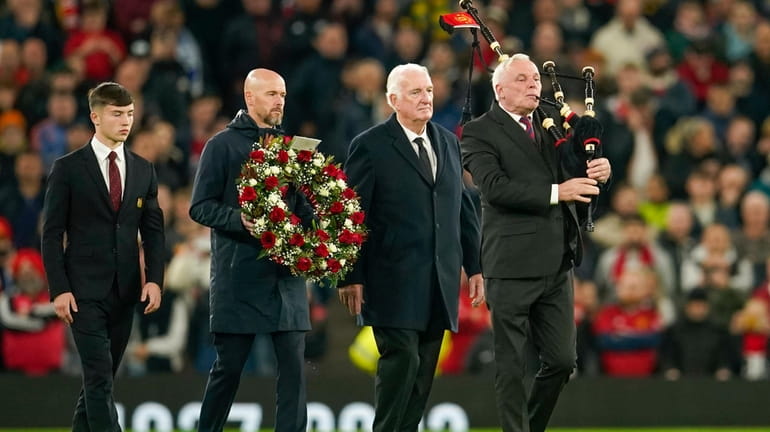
[399,123,437,180]
[91,137,126,199]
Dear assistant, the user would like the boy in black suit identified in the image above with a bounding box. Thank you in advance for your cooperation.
[42,82,165,431]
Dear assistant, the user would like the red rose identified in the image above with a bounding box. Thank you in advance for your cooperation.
[335,170,347,181]
[250,150,265,162]
[329,201,344,214]
[351,211,365,225]
[338,229,353,244]
[260,231,276,249]
[315,244,329,258]
[277,150,289,164]
[265,176,279,190]
[327,258,342,273]
[322,164,338,178]
[316,229,330,241]
[279,185,289,197]
[239,186,257,204]
[289,233,305,247]
[351,233,364,245]
[297,150,313,162]
[296,257,312,271]
[283,135,294,145]
[269,206,286,223]
[342,188,356,199]
[290,214,301,226]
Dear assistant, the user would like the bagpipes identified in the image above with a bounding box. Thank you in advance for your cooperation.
[441,0,603,231]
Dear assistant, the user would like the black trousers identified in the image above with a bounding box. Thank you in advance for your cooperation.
[70,288,135,432]
[197,331,307,432]
[487,270,576,432]
[371,287,446,432]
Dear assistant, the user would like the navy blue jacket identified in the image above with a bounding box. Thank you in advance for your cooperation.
[341,115,481,332]
[189,110,313,333]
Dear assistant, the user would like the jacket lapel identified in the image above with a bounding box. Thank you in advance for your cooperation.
[531,109,558,180]
[385,115,434,187]
[81,144,113,210]
[426,122,447,183]
[118,150,138,216]
[489,103,551,174]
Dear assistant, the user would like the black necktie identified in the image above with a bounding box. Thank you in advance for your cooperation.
[414,137,433,183]
[108,151,122,212]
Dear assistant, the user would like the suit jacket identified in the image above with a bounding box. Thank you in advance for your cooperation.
[341,115,481,332]
[189,110,313,334]
[42,143,165,302]
[461,102,586,279]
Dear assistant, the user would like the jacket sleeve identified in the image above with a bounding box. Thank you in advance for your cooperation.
[189,135,244,233]
[139,165,166,287]
[454,135,482,277]
[41,158,71,299]
[461,120,552,213]
[338,136,375,286]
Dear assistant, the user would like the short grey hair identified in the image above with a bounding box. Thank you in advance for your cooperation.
[386,63,430,109]
[491,53,532,99]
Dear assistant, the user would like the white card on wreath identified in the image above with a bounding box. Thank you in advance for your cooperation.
[290,136,322,152]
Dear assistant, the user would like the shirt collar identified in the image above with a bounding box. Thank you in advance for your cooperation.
[397,121,429,145]
[91,136,125,162]
[500,105,532,125]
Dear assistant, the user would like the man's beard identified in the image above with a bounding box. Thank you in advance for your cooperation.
[265,112,283,126]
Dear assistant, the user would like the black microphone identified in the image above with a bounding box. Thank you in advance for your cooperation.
[458,0,473,9]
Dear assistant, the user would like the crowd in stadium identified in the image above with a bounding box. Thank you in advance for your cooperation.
[1,0,770,381]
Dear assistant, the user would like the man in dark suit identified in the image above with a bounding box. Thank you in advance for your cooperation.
[190,68,314,432]
[338,63,484,432]
[461,54,612,432]
[42,82,165,432]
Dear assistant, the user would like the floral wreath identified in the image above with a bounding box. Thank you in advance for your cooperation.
[237,134,367,283]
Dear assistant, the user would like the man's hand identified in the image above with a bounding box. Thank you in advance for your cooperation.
[338,284,364,316]
[241,213,255,233]
[559,178,599,203]
[468,273,485,307]
[586,158,611,184]
[54,292,78,324]
[141,282,162,314]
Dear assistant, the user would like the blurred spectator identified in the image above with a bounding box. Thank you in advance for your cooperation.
[734,257,770,379]
[151,121,186,190]
[644,46,697,159]
[715,164,750,229]
[352,0,398,64]
[218,0,284,113]
[748,22,770,112]
[0,249,65,375]
[0,109,27,187]
[682,223,755,295]
[0,0,63,65]
[638,174,671,232]
[590,0,665,77]
[559,0,598,46]
[732,191,770,284]
[181,0,240,92]
[179,92,222,176]
[701,84,737,145]
[591,183,641,249]
[0,39,21,84]
[285,22,348,161]
[664,0,711,63]
[430,73,462,134]
[655,202,697,301]
[112,0,158,44]
[14,39,53,128]
[722,0,758,63]
[659,288,733,380]
[0,218,13,295]
[29,91,78,173]
[595,214,676,301]
[279,0,327,78]
[676,38,730,107]
[15,37,47,88]
[63,0,127,84]
[338,58,388,144]
[0,152,45,250]
[142,28,191,128]
[723,116,762,176]
[440,270,491,375]
[593,268,664,377]
[663,121,719,200]
[729,60,767,129]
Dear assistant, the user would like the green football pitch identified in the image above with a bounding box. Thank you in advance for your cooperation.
[3,429,770,432]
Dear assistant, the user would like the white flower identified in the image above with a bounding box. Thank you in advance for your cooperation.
[277,200,288,210]
[318,187,330,197]
[270,166,281,175]
[255,217,267,228]
[283,222,293,231]
[287,149,296,158]
[274,238,283,248]
[284,166,292,174]
[249,179,258,187]
[340,258,346,267]
[320,219,330,229]
[267,193,281,205]
[346,203,358,213]
[344,219,353,228]
[319,260,328,270]
[328,243,338,253]
[336,179,347,189]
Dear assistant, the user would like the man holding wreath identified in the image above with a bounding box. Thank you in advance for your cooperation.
[189,68,314,432]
